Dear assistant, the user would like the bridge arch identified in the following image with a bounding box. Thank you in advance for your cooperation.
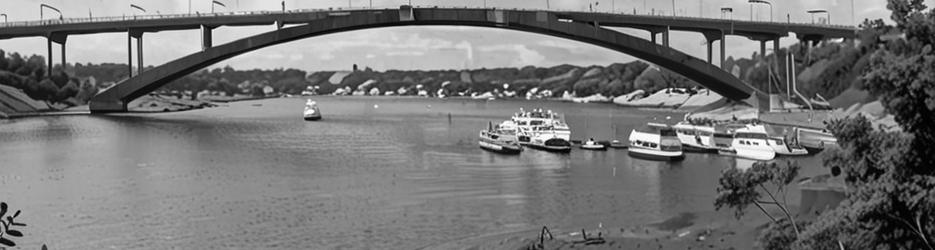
[90,8,755,112]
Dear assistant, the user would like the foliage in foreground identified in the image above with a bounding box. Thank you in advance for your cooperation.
[717,0,935,249]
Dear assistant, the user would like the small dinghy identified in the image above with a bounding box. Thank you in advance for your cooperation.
[303,99,322,121]
[608,140,628,149]
[579,138,607,151]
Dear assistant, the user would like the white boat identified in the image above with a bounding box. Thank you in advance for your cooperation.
[479,122,523,154]
[718,124,776,161]
[609,139,628,149]
[580,139,607,151]
[768,136,809,156]
[303,99,322,121]
[794,127,838,155]
[673,122,718,153]
[511,108,573,152]
[627,123,685,161]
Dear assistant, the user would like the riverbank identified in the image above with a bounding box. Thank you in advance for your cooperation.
[424,208,777,249]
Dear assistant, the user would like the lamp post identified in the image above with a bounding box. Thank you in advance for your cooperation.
[211,0,226,13]
[748,0,771,22]
[40,4,63,20]
[671,0,676,16]
[130,4,146,15]
[720,7,732,20]
[807,9,829,24]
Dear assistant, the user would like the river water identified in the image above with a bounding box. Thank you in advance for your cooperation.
[0,96,825,249]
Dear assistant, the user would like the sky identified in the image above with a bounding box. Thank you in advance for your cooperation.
[0,0,925,72]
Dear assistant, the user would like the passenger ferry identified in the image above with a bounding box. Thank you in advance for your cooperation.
[627,123,685,161]
[478,122,523,154]
[673,122,718,153]
[511,108,573,152]
[718,124,776,161]
[303,99,322,121]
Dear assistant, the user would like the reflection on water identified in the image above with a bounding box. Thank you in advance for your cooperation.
[0,97,827,249]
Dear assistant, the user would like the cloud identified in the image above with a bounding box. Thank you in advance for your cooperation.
[536,40,582,51]
[478,44,546,67]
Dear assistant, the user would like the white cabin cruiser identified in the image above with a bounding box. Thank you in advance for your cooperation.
[768,136,809,156]
[718,124,776,161]
[303,99,322,121]
[627,123,685,161]
[673,122,718,153]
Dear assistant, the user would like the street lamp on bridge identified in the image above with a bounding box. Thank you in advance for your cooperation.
[720,7,732,20]
[40,4,63,20]
[211,0,226,13]
[748,0,771,22]
[130,4,147,15]
[807,9,830,24]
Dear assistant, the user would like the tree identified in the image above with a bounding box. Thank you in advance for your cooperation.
[715,160,802,235]
[791,0,935,249]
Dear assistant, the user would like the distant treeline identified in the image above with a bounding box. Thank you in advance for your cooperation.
[0,23,892,106]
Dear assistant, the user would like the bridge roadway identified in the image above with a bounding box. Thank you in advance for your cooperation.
[0,7,857,112]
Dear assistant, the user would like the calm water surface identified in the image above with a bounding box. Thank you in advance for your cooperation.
[0,96,825,249]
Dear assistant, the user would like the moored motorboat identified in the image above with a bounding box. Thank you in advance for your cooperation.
[609,139,628,149]
[627,123,685,161]
[527,137,573,153]
[719,124,776,161]
[303,99,322,121]
[512,108,573,153]
[580,139,608,151]
[795,127,838,155]
[673,122,718,153]
[478,122,523,154]
[768,136,809,156]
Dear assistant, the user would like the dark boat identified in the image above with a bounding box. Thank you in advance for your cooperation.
[526,137,572,153]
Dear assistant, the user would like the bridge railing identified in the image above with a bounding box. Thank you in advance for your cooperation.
[0,6,397,28]
[0,6,854,30]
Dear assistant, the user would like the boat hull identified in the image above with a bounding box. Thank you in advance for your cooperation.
[580,145,607,151]
[303,115,322,121]
[628,147,685,161]
[479,140,522,154]
[682,144,719,153]
[526,144,572,153]
[719,148,775,161]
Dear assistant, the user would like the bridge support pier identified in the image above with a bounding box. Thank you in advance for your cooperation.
[45,33,67,77]
[201,25,214,51]
[707,40,713,64]
[127,30,145,76]
[662,27,670,47]
[127,33,133,77]
[47,39,52,77]
[720,32,726,68]
[759,40,767,60]
[137,34,144,75]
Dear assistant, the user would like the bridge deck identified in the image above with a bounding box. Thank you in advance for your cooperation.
[0,7,856,40]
